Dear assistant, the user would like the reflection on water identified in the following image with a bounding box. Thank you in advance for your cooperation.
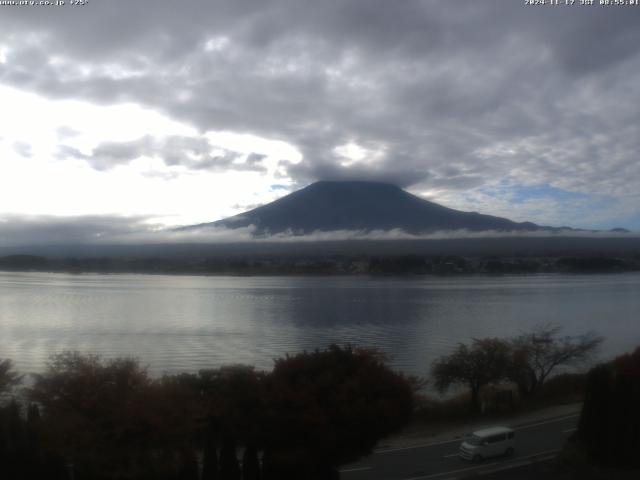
[1,271,639,377]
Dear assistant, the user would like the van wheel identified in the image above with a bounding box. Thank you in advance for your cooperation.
[472,454,482,462]
[505,447,514,457]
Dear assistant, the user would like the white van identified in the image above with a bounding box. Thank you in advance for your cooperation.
[458,426,515,461]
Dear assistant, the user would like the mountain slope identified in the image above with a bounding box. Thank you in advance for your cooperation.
[185,181,547,235]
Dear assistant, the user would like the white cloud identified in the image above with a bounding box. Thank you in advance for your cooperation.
[0,84,302,226]
[3,216,636,249]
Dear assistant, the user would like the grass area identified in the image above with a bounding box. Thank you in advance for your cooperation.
[412,373,586,427]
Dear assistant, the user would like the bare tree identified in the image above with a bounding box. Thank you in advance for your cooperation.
[432,338,511,412]
[507,324,604,398]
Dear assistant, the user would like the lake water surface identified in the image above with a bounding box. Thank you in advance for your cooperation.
[1,271,639,378]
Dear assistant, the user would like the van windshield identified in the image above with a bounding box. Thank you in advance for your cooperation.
[466,435,483,446]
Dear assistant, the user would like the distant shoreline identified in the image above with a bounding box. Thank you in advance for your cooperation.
[1,252,639,277]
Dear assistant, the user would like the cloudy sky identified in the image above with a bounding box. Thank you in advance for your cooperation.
[1,0,639,245]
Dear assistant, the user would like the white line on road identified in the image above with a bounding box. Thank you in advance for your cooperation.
[515,413,579,431]
[376,438,460,454]
[468,452,559,478]
[375,413,579,454]
[443,453,459,459]
[402,449,560,480]
[339,466,371,473]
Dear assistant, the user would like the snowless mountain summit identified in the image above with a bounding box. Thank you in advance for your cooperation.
[184,180,550,235]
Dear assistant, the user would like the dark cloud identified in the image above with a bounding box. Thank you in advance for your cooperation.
[59,135,268,173]
[285,156,432,189]
[0,215,158,247]
[1,1,640,226]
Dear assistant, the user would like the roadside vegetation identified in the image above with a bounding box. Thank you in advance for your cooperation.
[406,325,603,431]
[0,345,415,480]
[556,346,640,479]
[0,326,614,480]
[430,325,603,414]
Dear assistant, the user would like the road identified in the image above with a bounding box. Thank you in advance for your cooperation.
[340,413,579,480]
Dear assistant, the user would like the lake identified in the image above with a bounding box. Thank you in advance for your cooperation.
[1,271,639,378]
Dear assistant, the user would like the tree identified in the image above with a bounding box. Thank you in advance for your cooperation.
[219,434,241,480]
[28,352,159,479]
[507,325,603,398]
[167,366,267,479]
[173,365,267,445]
[0,399,27,479]
[177,448,200,480]
[147,374,203,451]
[577,346,640,467]
[264,345,415,479]
[242,443,260,480]
[0,358,22,399]
[201,432,219,480]
[432,338,511,412]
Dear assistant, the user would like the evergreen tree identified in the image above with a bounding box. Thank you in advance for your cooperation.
[241,443,260,480]
[201,433,219,480]
[577,363,613,461]
[578,346,640,467]
[25,403,45,480]
[219,434,240,480]
[2,400,26,480]
[177,448,199,480]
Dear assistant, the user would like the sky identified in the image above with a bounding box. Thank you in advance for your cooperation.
[1,0,640,245]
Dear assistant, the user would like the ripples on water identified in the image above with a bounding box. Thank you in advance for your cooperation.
[1,271,639,378]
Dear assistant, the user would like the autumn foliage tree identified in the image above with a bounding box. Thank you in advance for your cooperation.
[7,347,415,480]
[432,338,511,412]
[262,345,415,479]
[28,352,164,479]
